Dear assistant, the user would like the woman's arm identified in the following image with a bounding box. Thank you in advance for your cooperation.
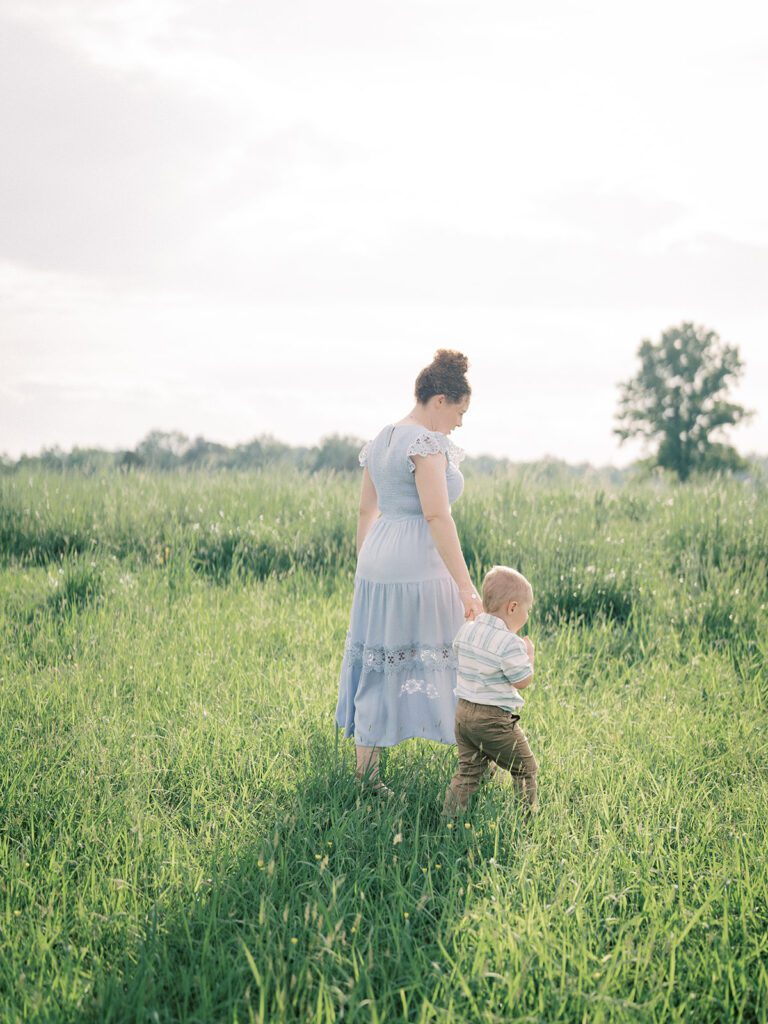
[356,468,379,555]
[413,454,482,619]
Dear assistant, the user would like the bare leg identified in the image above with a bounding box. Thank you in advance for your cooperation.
[355,744,381,781]
[355,745,393,796]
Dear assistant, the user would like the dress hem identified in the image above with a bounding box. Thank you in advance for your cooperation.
[335,722,456,747]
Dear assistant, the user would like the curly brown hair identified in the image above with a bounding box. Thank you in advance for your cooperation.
[414,349,471,405]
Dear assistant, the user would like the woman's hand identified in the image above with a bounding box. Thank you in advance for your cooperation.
[460,588,483,620]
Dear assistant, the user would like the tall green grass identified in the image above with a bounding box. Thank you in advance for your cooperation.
[0,472,356,581]
[1,471,766,1022]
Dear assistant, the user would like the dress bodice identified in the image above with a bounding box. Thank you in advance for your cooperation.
[359,424,465,517]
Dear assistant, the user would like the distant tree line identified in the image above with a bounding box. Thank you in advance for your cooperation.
[1,323,762,482]
[0,428,635,481]
[0,431,369,476]
[1,427,765,483]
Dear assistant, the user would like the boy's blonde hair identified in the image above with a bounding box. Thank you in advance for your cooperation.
[482,565,533,614]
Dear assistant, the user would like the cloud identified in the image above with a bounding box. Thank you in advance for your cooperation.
[1,0,766,461]
[0,15,232,279]
[3,0,767,304]
[541,191,688,242]
[165,204,768,315]
[0,6,359,287]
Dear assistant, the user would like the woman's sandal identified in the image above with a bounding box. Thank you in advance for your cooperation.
[358,777,394,798]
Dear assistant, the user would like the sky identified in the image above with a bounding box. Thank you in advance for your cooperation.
[1,0,767,465]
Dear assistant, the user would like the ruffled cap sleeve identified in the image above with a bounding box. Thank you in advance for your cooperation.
[358,440,372,468]
[406,432,465,473]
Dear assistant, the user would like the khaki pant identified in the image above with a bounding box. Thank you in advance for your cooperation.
[443,699,539,815]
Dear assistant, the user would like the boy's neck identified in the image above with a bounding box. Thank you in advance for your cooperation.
[484,609,515,632]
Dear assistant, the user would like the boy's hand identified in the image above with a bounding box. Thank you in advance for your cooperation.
[523,636,535,661]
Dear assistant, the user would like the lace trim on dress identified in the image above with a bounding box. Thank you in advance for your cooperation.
[445,438,466,468]
[406,432,466,473]
[358,440,372,468]
[344,636,458,674]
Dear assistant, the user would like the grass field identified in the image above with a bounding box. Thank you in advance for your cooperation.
[1,470,767,1023]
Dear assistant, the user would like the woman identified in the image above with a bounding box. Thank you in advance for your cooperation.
[335,349,483,793]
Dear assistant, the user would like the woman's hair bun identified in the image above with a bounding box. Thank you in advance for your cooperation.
[432,349,469,375]
[415,348,471,404]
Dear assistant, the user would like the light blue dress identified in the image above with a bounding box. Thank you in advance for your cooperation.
[335,424,466,747]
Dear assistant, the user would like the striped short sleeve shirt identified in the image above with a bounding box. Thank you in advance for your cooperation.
[453,612,532,712]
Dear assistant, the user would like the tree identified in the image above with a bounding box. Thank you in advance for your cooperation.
[311,435,365,473]
[615,322,752,481]
[135,431,191,470]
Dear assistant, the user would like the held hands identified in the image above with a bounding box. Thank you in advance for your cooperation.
[460,587,483,621]
[523,636,535,662]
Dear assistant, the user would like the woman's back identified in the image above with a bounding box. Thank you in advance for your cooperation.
[356,424,465,586]
[362,424,464,519]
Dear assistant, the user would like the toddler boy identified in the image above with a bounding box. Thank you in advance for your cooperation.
[443,565,539,815]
